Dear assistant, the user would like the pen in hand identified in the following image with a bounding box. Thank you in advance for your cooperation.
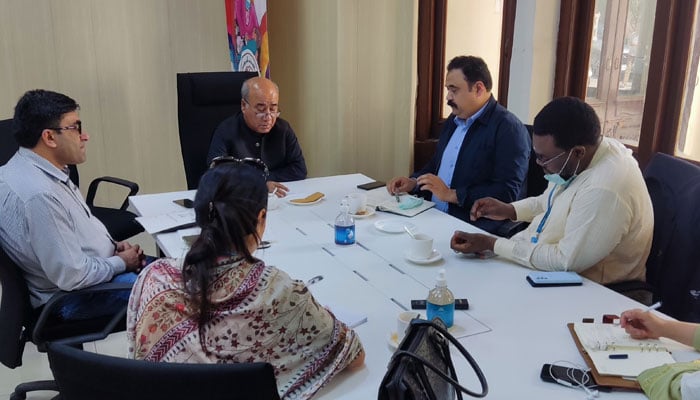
[643,301,663,313]
[626,301,662,329]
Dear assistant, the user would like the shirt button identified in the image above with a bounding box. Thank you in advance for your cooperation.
[255,142,260,147]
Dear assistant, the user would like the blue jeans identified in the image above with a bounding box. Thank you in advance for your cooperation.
[58,272,138,321]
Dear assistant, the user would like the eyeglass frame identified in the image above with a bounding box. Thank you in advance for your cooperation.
[535,150,566,166]
[209,156,270,180]
[242,98,281,120]
[47,121,82,135]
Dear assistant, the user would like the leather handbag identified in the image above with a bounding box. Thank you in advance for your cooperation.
[378,318,488,400]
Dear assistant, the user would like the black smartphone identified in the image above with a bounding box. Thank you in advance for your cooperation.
[357,181,385,190]
[540,364,599,389]
[411,299,469,310]
[173,199,194,208]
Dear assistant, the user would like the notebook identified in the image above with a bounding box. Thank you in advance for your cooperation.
[572,322,676,378]
[376,195,435,217]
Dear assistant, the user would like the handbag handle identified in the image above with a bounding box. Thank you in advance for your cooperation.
[393,319,488,398]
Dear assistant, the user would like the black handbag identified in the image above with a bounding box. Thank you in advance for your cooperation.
[378,318,488,400]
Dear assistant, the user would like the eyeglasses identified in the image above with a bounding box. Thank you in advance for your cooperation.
[243,99,281,120]
[209,156,269,179]
[535,150,566,166]
[48,121,82,135]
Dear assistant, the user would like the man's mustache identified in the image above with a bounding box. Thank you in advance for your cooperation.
[447,100,457,108]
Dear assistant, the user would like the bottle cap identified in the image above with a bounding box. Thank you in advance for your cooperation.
[436,269,447,287]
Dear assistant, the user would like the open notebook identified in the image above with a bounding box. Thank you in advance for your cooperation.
[572,322,676,378]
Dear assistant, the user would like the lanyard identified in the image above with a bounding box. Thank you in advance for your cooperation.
[531,186,557,244]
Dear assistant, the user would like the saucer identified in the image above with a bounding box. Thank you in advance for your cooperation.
[387,332,401,350]
[405,249,442,264]
[287,194,324,206]
[350,207,375,219]
[374,220,417,234]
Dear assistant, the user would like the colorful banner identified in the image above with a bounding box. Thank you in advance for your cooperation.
[225,0,269,78]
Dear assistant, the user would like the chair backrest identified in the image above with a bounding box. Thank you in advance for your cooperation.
[643,153,700,322]
[522,124,547,198]
[48,342,281,400]
[0,246,34,369]
[176,71,258,189]
[0,118,19,165]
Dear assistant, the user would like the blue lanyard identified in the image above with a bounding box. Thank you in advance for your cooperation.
[531,187,557,244]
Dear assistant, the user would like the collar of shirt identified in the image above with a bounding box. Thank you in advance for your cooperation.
[17,147,71,185]
[453,98,490,129]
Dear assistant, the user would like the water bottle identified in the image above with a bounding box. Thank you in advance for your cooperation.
[334,199,355,245]
[426,269,455,328]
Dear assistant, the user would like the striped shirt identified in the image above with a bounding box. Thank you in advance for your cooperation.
[0,148,125,307]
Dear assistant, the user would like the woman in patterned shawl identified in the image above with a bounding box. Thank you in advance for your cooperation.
[127,161,365,399]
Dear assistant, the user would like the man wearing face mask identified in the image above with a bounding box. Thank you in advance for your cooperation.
[450,97,653,285]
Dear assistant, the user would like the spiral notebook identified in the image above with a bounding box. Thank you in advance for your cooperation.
[571,322,676,378]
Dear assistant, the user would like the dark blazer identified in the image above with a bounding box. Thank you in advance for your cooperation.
[207,113,307,182]
[412,96,530,234]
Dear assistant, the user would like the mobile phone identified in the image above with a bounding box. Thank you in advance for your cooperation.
[357,181,385,190]
[411,299,469,310]
[173,199,194,208]
[540,364,599,389]
[526,271,583,287]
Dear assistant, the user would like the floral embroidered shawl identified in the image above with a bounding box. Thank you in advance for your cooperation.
[127,258,364,399]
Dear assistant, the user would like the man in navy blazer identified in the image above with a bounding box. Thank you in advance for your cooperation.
[388,56,530,234]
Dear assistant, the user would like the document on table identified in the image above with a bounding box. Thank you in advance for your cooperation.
[136,209,196,234]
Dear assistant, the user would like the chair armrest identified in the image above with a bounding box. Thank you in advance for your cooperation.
[495,221,529,238]
[86,176,139,210]
[33,282,133,345]
[605,280,655,305]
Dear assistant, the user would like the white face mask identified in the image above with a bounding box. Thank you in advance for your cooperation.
[543,150,579,187]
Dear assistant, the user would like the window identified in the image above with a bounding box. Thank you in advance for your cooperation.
[415,0,515,170]
[677,1,700,162]
[555,0,699,168]
[586,0,656,147]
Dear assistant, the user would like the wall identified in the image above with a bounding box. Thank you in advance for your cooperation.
[267,0,418,181]
[508,0,559,124]
[0,0,231,203]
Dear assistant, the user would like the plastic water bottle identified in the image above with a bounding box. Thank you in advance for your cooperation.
[426,269,455,328]
[334,199,355,245]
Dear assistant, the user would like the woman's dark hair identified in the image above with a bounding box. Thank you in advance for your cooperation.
[13,89,79,148]
[533,96,601,150]
[447,56,493,91]
[183,163,268,333]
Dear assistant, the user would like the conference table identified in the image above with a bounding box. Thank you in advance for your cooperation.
[129,173,689,399]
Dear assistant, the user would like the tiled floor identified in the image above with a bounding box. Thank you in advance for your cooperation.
[0,232,155,399]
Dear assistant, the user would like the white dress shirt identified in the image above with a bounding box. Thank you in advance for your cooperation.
[494,137,653,284]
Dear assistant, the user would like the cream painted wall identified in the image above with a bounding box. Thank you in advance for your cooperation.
[444,0,503,118]
[267,0,417,181]
[0,0,231,203]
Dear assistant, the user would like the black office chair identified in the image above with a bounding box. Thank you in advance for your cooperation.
[0,118,143,241]
[0,246,131,400]
[176,71,258,189]
[47,342,281,400]
[607,153,700,322]
[495,124,547,238]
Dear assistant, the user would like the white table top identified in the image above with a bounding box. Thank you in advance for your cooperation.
[129,174,682,399]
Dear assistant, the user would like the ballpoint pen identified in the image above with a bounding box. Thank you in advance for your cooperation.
[644,301,662,312]
[394,191,400,203]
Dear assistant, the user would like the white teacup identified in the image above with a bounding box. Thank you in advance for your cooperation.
[345,192,367,214]
[397,311,419,341]
[409,233,434,259]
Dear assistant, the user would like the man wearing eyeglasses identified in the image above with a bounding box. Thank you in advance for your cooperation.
[0,89,145,320]
[450,97,653,285]
[207,77,307,197]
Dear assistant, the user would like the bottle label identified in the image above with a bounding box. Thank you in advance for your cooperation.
[427,302,454,328]
[334,224,355,245]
